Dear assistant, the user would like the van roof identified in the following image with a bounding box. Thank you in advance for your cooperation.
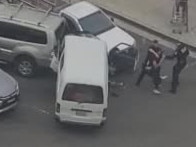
[0,4,63,30]
[60,1,99,19]
[62,35,108,87]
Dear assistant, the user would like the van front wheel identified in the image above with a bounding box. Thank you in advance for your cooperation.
[15,56,36,77]
[99,121,106,128]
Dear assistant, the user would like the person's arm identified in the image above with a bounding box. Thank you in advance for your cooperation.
[157,54,166,66]
[149,48,159,58]
[165,50,177,60]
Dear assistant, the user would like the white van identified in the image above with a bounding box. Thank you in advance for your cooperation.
[55,35,108,126]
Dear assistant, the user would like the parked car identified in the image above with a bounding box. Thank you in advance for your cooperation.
[55,35,108,126]
[59,1,139,71]
[0,4,68,77]
[0,68,19,113]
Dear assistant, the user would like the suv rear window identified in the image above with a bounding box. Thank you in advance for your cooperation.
[0,21,47,44]
[62,84,103,104]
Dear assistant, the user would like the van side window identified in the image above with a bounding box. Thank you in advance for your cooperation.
[60,54,64,71]
[0,21,47,44]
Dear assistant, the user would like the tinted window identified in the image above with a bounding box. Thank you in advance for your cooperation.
[79,11,114,35]
[62,84,103,104]
[0,21,47,44]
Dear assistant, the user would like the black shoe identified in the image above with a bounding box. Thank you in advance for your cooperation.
[169,89,176,94]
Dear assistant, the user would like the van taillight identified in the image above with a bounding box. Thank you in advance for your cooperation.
[56,103,60,113]
[103,108,107,117]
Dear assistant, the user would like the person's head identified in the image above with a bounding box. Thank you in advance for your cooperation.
[152,40,159,48]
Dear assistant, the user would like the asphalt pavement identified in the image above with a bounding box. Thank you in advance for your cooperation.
[0,31,196,147]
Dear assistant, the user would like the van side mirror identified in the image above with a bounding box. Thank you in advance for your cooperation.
[110,17,114,22]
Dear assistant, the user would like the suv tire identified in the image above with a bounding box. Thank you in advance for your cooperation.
[15,56,36,77]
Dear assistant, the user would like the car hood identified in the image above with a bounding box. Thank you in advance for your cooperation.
[0,69,17,98]
[97,26,135,52]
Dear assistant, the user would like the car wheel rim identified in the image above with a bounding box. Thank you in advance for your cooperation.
[18,61,33,76]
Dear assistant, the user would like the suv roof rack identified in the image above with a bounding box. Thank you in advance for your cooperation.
[10,2,25,19]
[9,0,56,25]
[37,6,53,26]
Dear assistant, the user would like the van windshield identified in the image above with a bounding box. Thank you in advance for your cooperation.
[62,84,103,104]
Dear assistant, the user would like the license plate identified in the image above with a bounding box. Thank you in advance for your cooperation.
[75,111,86,116]
[7,98,15,103]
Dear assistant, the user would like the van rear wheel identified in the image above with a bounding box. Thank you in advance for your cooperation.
[99,121,106,128]
[15,56,36,77]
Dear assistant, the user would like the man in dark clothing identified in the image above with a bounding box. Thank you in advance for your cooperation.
[166,43,189,94]
[152,48,165,94]
[136,40,165,94]
[175,0,188,22]
[176,0,188,13]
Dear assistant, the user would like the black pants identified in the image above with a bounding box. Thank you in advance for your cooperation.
[136,66,161,89]
[171,62,186,92]
[152,67,161,89]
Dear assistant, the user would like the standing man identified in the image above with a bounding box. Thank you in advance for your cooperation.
[176,0,188,23]
[152,47,165,94]
[135,40,165,94]
[166,43,189,94]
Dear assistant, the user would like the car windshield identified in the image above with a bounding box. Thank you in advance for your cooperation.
[62,83,103,104]
[79,11,115,35]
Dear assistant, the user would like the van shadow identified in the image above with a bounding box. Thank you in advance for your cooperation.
[55,121,105,135]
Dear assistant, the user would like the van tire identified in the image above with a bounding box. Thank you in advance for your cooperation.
[99,121,106,128]
[15,56,37,77]
[54,115,62,124]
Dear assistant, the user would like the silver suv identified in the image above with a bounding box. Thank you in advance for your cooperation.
[0,4,67,77]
